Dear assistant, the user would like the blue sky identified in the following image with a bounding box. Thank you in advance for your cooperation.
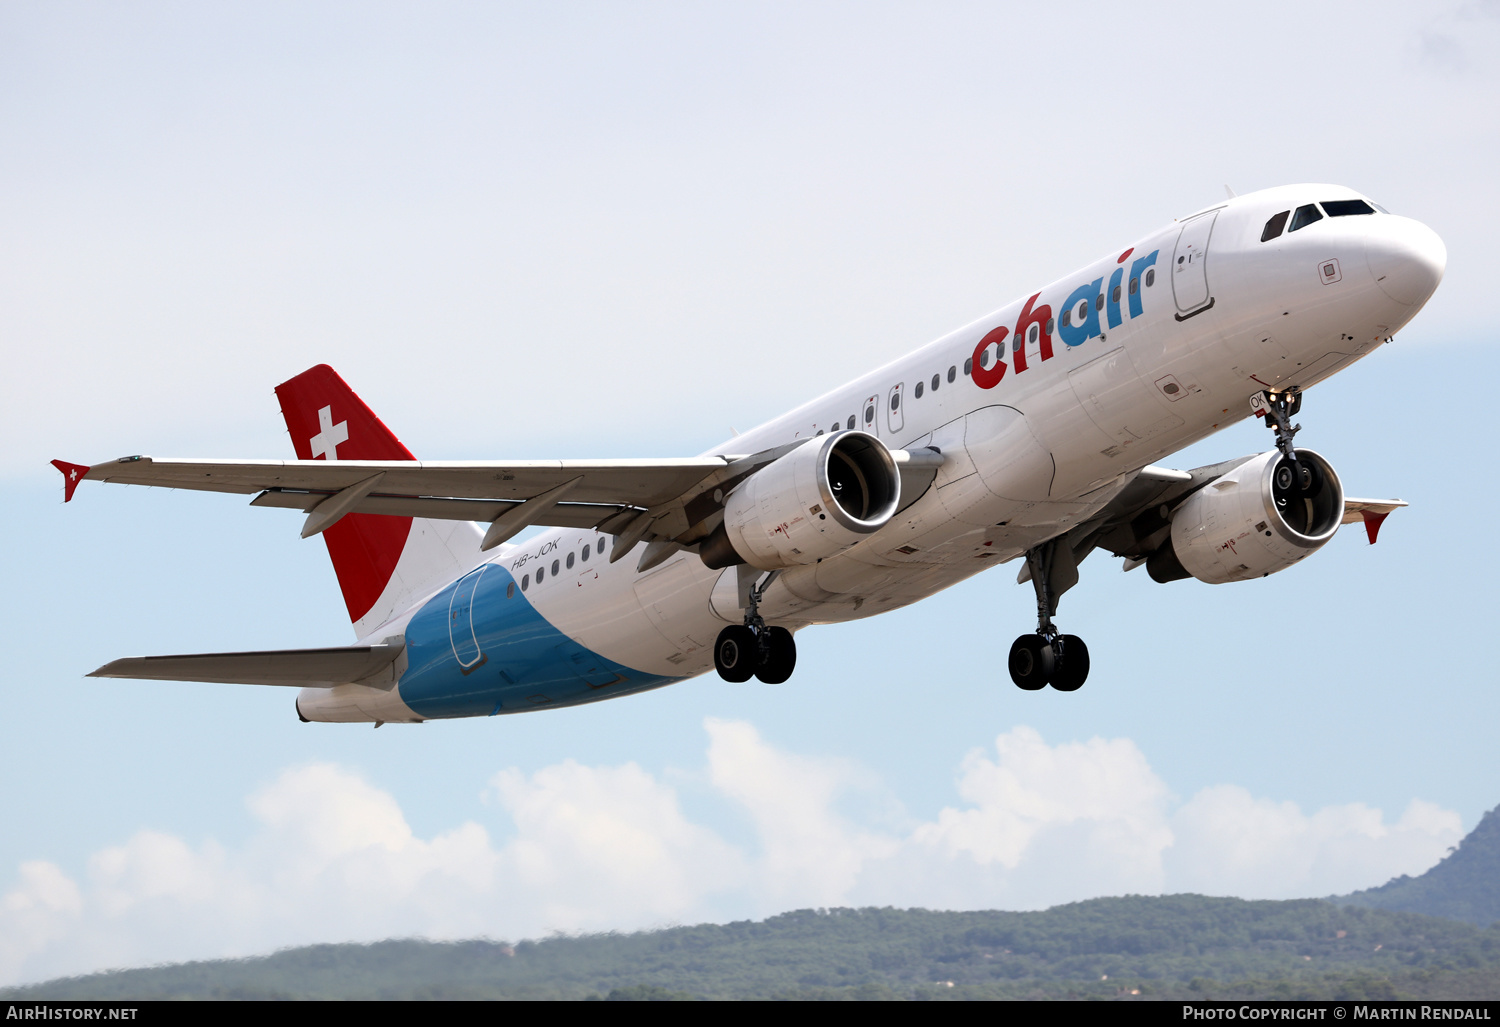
[2,1,1497,985]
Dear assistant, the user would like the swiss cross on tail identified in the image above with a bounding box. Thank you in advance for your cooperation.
[275,365,418,624]
[309,406,348,460]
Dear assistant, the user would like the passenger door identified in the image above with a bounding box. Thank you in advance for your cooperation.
[1172,210,1219,316]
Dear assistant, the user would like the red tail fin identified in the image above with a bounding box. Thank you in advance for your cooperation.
[275,365,415,626]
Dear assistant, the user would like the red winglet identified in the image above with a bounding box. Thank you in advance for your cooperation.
[1361,510,1391,545]
[51,460,90,502]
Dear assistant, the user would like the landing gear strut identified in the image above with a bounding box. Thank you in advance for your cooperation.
[1008,538,1090,692]
[714,570,796,684]
[1258,385,1303,462]
[1256,386,1326,529]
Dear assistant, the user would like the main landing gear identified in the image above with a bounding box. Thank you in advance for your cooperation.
[1009,537,1090,692]
[715,570,796,684]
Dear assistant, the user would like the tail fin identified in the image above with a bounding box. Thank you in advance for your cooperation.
[275,365,482,638]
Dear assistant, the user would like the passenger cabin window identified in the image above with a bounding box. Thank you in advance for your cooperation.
[521,574,530,590]
[947,366,956,383]
[847,415,856,430]
[507,582,515,599]
[566,552,575,569]
[1322,199,1376,217]
[914,381,924,398]
[1262,210,1290,241]
[1289,204,1323,232]
[597,538,606,554]
[581,545,589,562]
[963,357,972,375]
[1144,268,1155,287]
[931,373,940,391]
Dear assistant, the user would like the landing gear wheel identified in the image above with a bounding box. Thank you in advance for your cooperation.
[754,626,797,684]
[1008,635,1053,691]
[1049,635,1090,692]
[714,625,757,683]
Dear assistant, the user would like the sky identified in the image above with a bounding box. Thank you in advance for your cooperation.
[2,0,1499,987]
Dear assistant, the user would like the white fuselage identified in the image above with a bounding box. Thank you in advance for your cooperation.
[302,183,1444,722]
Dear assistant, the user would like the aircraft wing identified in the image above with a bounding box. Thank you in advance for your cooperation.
[53,445,943,563]
[89,643,404,688]
[61,455,728,508]
[55,453,737,552]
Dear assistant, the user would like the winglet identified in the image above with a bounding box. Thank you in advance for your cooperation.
[51,460,90,502]
[1361,510,1391,545]
[1343,498,1406,545]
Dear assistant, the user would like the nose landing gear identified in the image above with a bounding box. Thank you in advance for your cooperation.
[1009,537,1090,692]
[714,569,797,684]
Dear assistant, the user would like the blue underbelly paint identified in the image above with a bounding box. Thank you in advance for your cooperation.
[398,563,677,719]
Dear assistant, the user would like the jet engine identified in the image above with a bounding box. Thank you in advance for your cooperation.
[1147,449,1344,585]
[700,431,901,570]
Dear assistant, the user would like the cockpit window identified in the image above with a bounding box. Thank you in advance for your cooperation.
[1322,199,1376,217]
[1261,210,1290,242]
[1288,204,1323,232]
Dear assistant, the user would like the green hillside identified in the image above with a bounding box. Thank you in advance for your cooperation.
[1336,804,1500,927]
[6,896,1499,1000]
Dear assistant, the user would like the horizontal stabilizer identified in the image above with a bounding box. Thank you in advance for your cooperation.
[89,643,403,688]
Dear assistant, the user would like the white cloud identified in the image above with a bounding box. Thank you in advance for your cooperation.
[487,758,745,930]
[0,724,1467,988]
[704,717,895,909]
[1165,788,1463,899]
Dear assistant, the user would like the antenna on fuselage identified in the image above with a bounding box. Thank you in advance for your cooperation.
[1224,184,1238,199]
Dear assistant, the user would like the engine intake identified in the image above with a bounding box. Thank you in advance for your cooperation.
[1148,449,1344,585]
[700,431,900,570]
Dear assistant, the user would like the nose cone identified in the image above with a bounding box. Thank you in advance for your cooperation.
[1365,216,1446,307]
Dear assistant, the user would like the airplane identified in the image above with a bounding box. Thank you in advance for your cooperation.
[53,184,1443,724]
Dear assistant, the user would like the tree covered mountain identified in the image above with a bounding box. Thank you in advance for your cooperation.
[6,896,1498,1000]
[1335,804,1500,927]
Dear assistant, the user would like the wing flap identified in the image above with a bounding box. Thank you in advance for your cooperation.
[89,644,404,688]
[248,488,635,529]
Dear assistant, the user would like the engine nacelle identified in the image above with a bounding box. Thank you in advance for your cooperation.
[1149,449,1344,585]
[701,431,900,570]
